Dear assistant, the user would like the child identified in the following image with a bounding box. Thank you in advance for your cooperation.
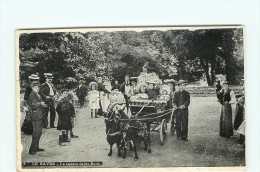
[130,82,149,100]
[146,81,160,100]
[56,89,76,146]
[159,89,170,101]
[87,82,100,118]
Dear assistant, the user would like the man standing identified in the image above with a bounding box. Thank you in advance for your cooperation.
[173,80,190,141]
[21,74,40,135]
[39,73,57,128]
[120,74,132,113]
[76,79,87,108]
[28,81,47,154]
[96,76,110,116]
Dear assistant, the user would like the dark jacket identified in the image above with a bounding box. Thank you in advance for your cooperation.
[76,84,87,97]
[28,91,45,121]
[173,90,190,110]
[24,84,33,102]
[56,98,75,130]
[119,82,131,94]
[112,84,120,91]
[39,82,57,101]
[97,83,110,93]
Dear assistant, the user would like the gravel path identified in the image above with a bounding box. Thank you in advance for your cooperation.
[20,96,245,168]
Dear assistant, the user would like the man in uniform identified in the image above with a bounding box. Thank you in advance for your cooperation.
[39,73,57,128]
[28,81,47,154]
[173,80,190,141]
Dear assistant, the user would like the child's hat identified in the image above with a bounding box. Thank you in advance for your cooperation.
[89,81,98,88]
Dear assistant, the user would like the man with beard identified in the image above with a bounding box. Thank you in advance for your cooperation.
[28,81,47,154]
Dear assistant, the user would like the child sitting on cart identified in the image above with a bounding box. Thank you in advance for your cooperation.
[130,82,149,100]
[146,80,160,100]
[158,85,171,101]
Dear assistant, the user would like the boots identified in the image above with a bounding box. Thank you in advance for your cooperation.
[70,132,79,138]
[91,110,93,118]
[95,109,99,118]
[59,135,66,146]
[62,131,71,142]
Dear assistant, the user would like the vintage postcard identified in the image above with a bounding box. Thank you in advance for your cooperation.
[16,26,245,172]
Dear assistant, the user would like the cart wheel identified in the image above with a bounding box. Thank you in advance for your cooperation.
[160,119,167,145]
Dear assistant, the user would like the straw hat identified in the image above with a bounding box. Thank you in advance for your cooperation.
[146,80,158,85]
[29,74,39,80]
[44,73,54,79]
[163,79,176,84]
[136,82,148,93]
[176,80,188,85]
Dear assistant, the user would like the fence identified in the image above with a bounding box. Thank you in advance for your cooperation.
[186,85,244,96]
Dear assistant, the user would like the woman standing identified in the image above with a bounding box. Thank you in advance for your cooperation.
[217,81,236,138]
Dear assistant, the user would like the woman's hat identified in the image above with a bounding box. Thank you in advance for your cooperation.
[136,82,148,93]
[176,80,188,85]
[163,79,176,84]
[44,73,54,79]
[89,81,98,88]
[29,74,39,80]
[146,80,158,85]
[223,81,229,85]
[130,77,138,82]
[31,81,40,87]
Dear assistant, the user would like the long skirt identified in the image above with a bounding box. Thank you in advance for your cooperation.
[100,92,110,113]
[234,104,244,130]
[21,112,33,135]
[237,121,245,136]
[219,104,233,138]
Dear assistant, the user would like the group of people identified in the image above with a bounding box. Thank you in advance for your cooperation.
[21,69,245,155]
[216,79,245,147]
[21,73,79,155]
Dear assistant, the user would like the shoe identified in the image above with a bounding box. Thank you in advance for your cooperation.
[70,134,79,138]
[59,135,66,146]
[29,150,36,155]
[177,137,182,140]
[50,126,56,128]
[45,127,50,129]
[182,138,188,141]
[63,133,71,142]
[36,148,44,151]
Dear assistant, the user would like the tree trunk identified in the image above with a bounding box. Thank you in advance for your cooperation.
[210,58,216,86]
[200,58,212,86]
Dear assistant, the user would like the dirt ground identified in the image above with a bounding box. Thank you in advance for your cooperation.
[20,96,245,168]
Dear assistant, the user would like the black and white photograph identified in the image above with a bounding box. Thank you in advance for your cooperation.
[16,26,245,170]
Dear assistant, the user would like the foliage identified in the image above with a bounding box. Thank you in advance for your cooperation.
[19,28,244,89]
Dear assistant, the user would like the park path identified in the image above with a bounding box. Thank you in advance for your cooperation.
[20,96,245,168]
